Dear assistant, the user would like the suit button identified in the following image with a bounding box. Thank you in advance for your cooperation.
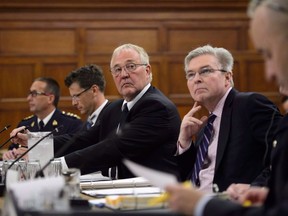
[273,140,277,148]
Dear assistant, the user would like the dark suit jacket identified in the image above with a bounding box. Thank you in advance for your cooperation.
[177,88,282,191]
[202,115,288,216]
[53,101,112,156]
[9,109,83,150]
[64,86,181,179]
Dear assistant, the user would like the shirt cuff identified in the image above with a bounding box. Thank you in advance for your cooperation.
[177,140,192,155]
[194,195,213,216]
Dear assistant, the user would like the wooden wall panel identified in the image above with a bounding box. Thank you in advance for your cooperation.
[168,29,239,53]
[0,30,76,55]
[0,64,34,98]
[86,29,159,54]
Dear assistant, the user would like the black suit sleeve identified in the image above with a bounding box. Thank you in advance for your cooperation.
[64,92,181,177]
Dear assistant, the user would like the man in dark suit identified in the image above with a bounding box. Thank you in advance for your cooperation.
[6,64,111,159]
[176,44,281,193]
[166,0,288,215]
[3,77,82,160]
[61,43,181,179]
[53,64,110,155]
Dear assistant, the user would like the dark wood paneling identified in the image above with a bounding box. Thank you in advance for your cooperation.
[0,0,282,147]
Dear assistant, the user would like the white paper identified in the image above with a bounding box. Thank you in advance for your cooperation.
[82,186,163,197]
[80,171,110,182]
[123,159,178,189]
[80,176,151,190]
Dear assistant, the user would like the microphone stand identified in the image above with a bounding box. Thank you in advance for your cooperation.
[0,125,11,134]
[0,126,29,150]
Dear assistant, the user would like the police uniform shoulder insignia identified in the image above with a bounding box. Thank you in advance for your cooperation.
[62,111,81,119]
[22,115,34,121]
[52,120,58,126]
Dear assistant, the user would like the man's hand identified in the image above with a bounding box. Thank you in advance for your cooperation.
[166,183,204,215]
[2,147,28,161]
[237,187,269,206]
[10,126,29,147]
[178,102,207,148]
[226,183,251,201]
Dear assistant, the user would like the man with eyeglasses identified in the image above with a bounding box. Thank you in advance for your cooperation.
[52,64,112,155]
[165,0,288,215]
[53,43,181,179]
[3,77,82,160]
[175,44,281,194]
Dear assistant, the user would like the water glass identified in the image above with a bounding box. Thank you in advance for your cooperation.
[26,160,41,180]
[46,158,62,177]
[62,168,81,198]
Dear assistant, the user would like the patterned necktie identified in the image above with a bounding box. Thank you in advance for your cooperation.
[191,113,216,186]
[86,115,96,129]
[39,120,44,130]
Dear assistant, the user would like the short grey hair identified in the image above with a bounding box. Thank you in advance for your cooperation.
[111,43,150,67]
[248,0,288,18]
[184,44,234,73]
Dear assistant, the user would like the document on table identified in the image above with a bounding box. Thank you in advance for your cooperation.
[80,176,152,190]
[123,159,178,189]
[82,186,163,198]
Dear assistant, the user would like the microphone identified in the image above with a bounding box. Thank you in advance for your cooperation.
[0,126,29,150]
[0,125,11,134]
[4,125,63,184]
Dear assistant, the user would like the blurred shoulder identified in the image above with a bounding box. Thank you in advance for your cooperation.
[60,110,81,120]
[18,115,37,127]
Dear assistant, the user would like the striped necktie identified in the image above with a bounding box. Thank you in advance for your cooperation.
[191,113,216,186]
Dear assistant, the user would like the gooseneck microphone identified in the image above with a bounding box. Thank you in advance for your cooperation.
[0,125,11,134]
[0,126,29,149]
[4,125,63,184]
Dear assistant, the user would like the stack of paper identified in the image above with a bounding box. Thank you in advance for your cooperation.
[81,177,151,190]
[82,186,162,198]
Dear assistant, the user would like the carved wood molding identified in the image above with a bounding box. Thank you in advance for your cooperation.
[0,0,249,12]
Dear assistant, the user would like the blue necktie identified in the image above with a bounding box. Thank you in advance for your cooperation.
[86,115,96,129]
[191,114,216,186]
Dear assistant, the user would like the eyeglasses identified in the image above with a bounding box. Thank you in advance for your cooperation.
[186,68,227,81]
[71,87,91,101]
[28,91,50,97]
[110,63,147,77]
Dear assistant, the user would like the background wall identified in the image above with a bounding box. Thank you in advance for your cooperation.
[0,0,281,144]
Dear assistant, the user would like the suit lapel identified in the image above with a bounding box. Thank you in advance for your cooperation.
[214,89,236,172]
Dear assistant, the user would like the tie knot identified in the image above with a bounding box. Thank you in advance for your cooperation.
[86,115,96,129]
[39,120,44,130]
[208,114,216,124]
[122,103,129,113]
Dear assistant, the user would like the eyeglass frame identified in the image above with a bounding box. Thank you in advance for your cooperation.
[185,67,227,81]
[28,91,50,97]
[110,62,148,77]
[71,86,92,101]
